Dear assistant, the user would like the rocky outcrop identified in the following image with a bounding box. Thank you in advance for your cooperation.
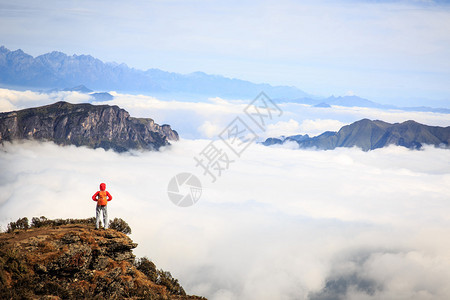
[262,134,310,146]
[0,223,205,299]
[263,119,450,151]
[0,101,179,152]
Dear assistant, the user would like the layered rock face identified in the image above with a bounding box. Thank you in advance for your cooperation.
[0,101,179,152]
[263,119,450,151]
[0,224,204,299]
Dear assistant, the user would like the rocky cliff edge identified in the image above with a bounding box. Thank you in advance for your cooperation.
[0,221,204,299]
[0,101,179,152]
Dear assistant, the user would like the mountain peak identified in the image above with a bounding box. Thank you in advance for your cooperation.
[49,50,67,56]
[11,48,24,54]
[264,119,450,151]
[0,45,9,54]
[0,46,309,98]
[63,84,93,93]
[73,54,100,63]
[402,119,420,125]
[8,48,31,59]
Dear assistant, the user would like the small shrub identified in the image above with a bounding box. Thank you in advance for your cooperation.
[6,217,29,233]
[156,269,186,296]
[33,217,96,228]
[135,257,157,282]
[31,216,51,228]
[5,217,98,232]
[109,218,131,235]
[134,257,185,295]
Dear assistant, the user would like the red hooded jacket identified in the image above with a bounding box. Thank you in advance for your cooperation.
[92,183,112,206]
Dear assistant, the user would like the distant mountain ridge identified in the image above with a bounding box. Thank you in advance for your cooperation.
[63,84,93,93]
[0,101,178,152]
[0,46,308,99]
[278,95,450,114]
[263,119,450,151]
[50,85,114,101]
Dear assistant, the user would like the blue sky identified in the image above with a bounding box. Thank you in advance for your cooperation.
[0,0,449,105]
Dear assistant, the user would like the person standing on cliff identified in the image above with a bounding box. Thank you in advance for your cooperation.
[92,183,113,230]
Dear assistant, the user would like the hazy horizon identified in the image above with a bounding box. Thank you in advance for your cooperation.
[1,0,450,105]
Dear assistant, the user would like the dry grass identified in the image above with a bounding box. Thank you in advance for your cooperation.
[0,219,206,300]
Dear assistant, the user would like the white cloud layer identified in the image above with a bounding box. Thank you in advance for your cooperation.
[0,88,91,112]
[1,139,449,300]
[67,92,450,139]
[1,88,449,141]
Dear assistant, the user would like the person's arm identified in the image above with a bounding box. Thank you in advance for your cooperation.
[92,191,99,201]
[106,191,113,201]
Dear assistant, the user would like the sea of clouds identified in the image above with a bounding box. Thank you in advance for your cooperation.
[1,88,449,139]
[1,89,450,299]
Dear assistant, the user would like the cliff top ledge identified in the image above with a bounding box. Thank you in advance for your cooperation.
[0,219,205,299]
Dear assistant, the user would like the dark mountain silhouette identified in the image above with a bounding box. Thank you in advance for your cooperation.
[262,134,310,146]
[263,119,450,151]
[0,46,308,99]
[0,101,178,152]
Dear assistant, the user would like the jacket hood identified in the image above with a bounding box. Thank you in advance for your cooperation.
[100,183,106,191]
